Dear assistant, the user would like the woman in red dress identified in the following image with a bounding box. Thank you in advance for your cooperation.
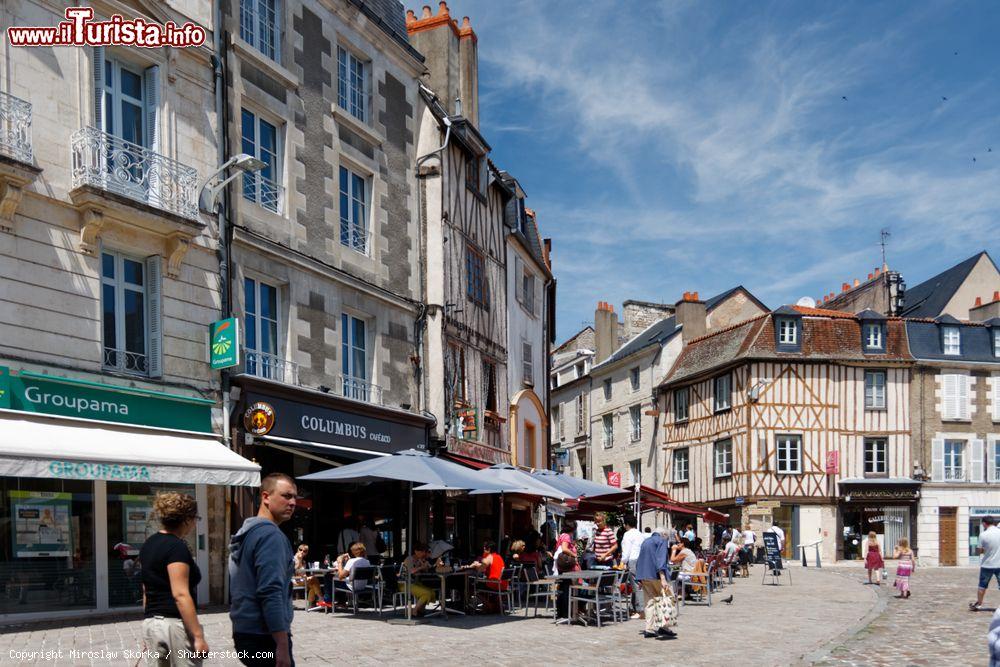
[865,531,885,585]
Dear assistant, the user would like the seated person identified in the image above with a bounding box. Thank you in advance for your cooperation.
[670,538,698,580]
[332,542,371,604]
[399,541,439,617]
[293,543,323,607]
[509,539,526,563]
[554,551,578,618]
[472,541,507,612]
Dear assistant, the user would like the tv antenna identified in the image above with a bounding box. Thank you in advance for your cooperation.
[880,228,890,267]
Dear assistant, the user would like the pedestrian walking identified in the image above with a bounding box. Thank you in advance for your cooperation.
[892,538,914,599]
[865,532,884,585]
[140,492,207,666]
[635,527,677,639]
[229,472,298,667]
[619,514,646,618]
[971,516,1000,611]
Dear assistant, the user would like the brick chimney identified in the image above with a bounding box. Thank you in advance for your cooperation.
[594,301,620,363]
[675,291,707,342]
[970,291,1000,322]
[406,3,480,126]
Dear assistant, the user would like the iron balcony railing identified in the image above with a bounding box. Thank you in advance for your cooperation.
[103,347,148,376]
[340,375,382,405]
[340,222,370,255]
[244,348,299,385]
[0,91,32,163]
[71,127,199,220]
[242,171,283,214]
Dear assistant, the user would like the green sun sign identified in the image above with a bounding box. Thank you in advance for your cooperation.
[209,317,240,370]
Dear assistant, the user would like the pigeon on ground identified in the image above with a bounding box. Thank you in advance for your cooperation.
[722,595,734,604]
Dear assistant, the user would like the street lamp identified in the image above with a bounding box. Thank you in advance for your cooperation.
[199,153,266,213]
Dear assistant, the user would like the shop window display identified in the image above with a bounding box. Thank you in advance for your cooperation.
[0,478,95,615]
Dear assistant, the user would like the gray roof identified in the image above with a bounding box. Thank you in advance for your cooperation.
[594,316,680,370]
[900,251,995,318]
[905,320,999,362]
[704,285,769,312]
[351,0,423,61]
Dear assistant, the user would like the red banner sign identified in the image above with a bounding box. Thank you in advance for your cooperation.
[825,450,839,474]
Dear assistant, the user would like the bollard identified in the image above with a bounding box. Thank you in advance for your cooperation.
[815,543,822,568]
[801,547,808,567]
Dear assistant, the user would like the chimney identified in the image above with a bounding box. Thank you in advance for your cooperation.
[675,292,707,342]
[594,301,619,363]
[622,300,674,342]
[854,278,860,287]
[406,3,479,126]
[976,296,983,307]
[970,292,1000,322]
[842,282,850,292]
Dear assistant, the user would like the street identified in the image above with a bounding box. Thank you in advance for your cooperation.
[2,565,993,666]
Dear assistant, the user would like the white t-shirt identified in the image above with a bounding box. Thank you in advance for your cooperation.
[620,528,646,563]
[743,530,756,546]
[768,525,785,549]
[342,556,371,591]
[981,526,1000,568]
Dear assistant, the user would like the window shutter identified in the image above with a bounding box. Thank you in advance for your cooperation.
[146,254,163,378]
[931,438,945,482]
[958,375,970,420]
[972,439,985,483]
[533,274,542,318]
[942,374,957,419]
[92,46,105,130]
[993,376,1000,421]
[514,256,524,305]
[144,64,160,150]
[989,440,997,484]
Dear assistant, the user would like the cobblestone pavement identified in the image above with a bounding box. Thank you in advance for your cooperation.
[0,566,875,667]
[810,565,996,667]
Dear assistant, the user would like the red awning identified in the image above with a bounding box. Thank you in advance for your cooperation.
[626,485,730,523]
[441,452,491,470]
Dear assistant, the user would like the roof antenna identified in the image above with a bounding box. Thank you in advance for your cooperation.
[880,228,890,268]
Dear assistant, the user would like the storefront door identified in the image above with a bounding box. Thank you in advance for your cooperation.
[939,507,958,566]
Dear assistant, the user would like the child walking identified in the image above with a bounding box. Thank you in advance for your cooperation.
[893,538,914,599]
[865,531,884,585]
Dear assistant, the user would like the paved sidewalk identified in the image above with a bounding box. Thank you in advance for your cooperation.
[1,567,874,666]
[810,566,996,666]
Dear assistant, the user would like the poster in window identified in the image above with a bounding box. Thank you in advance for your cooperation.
[122,495,158,555]
[10,491,72,558]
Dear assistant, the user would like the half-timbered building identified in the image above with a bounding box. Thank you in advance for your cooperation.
[658,306,913,563]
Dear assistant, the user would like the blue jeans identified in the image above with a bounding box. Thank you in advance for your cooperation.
[979,567,1000,590]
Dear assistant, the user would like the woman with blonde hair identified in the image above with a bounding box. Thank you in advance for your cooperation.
[139,492,206,665]
[865,531,885,586]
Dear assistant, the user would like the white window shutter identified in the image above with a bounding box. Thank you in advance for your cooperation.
[942,374,957,419]
[93,46,105,130]
[514,256,524,305]
[989,440,997,484]
[993,377,1000,421]
[972,439,985,483]
[931,438,945,481]
[146,254,163,378]
[534,275,542,318]
[144,64,160,150]
[958,375,970,420]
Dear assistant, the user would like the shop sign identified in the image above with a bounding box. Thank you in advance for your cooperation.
[825,450,839,474]
[867,514,905,524]
[243,391,427,455]
[0,366,212,432]
[607,471,621,487]
[842,487,920,502]
[762,532,783,571]
[209,318,240,370]
[758,500,781,509]
[972,508,1000,516]
[735,496,745,506]
[47,460,151,481]
[10,491,72,558]
[244,402,275,435]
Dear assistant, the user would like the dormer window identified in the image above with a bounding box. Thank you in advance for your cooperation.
[864,323,884,351]
[778,319,797,345]
[773,307,803,352]
[943,326,961,355]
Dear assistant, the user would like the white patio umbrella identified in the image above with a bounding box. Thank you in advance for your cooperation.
[298,449,506,622]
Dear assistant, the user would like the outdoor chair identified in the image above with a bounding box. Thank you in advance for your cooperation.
[680,561,713,606]
[568,570,619,627]
[376,564,397,610]
[476,567,515,614]
[522,564,556,618]
[331,566,379,615]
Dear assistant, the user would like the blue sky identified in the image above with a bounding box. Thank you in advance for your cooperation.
[440,0,1000,341]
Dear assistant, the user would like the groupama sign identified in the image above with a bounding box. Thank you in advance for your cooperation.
[0,366,212,432]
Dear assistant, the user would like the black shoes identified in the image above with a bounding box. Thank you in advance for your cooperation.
[643,628,677,639]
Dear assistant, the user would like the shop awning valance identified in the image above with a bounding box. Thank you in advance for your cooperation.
[0,415,260,486]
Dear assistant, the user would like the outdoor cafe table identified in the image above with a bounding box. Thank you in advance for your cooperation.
[416,569,474,619]
[550,569,612,624]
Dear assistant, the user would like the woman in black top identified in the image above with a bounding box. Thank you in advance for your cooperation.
[139,492,207,664]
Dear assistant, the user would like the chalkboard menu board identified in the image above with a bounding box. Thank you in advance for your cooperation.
[762,532,783,570]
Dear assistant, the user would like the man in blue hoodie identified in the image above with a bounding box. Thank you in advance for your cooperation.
[230,472,297,667]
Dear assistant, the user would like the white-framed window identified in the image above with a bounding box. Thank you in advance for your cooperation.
[776,434,802,474]
[630,367,640,391]
[240,0,279,62]
[714,374,732,412]
[244,276,280,380]
[603,379,612,401]
[674,387,689,422]
[944,439,964,481]
[941,373,970,420]
[943,326,961,355]
[522,340,533,385]
[629,459,642,486]
[337,46,368,122]
[864,438,887,476]
[992,440,1000,482]
[521,268,536,315]
[994,329,1000,357]
[101,251,161,377]
[778,318,797,345]
[629,405,641,442]
[341,313,369,400]
[602,414,614,449]
[864,323,884,351]
[576,394,586,434]
[241,109,281,213]
[102,58,147,148]
[714,438,733,478]
[864,370,886,410]
[673,448,689,483]
[339,165,369,255]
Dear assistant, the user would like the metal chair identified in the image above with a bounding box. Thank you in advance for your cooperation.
[476,567,515,614]
[522,564,556,617]
[568,570,618,627]
[680,561,713,606]
[331,565,379,614]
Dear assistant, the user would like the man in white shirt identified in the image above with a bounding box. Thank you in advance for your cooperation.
[743,526,757,564]
[973,516,1000,611]
[619,514,647,618]
[767,524,785,552]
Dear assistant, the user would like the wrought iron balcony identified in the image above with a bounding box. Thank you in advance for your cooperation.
[242,171,283,214]
[340,222,370,255]
[71,127,199,220]
[0,91,32,163]
[244,348,299,385]
[103,347,148,376]
[339,375,383,405]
